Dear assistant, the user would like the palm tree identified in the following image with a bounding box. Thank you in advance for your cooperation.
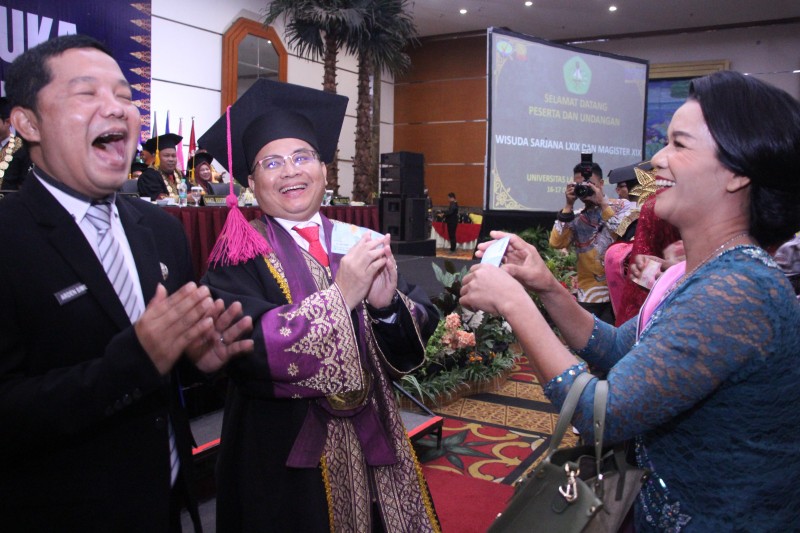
[347,0,417,203]
[264,0,367,194]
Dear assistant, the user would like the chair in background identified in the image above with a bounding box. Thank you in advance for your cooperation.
[210,182,242,197]
[392,382,444,449]
[119,178,139,196]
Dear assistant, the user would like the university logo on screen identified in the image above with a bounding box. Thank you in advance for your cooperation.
[564,56,592,95]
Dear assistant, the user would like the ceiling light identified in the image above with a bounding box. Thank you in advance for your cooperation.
[525,1,533,6]
[459,8,467,15]
[609,5,617,11]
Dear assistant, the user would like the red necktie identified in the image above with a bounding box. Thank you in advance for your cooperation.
[294,224,329,266]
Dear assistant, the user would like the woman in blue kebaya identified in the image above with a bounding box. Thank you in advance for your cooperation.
[461,70,800,531]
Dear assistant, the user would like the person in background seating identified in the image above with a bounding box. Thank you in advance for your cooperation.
[137,133,184,200]
[186,151,215,196]
[0,96,32,190]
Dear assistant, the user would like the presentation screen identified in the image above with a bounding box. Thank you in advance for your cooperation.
[487,28,649,212]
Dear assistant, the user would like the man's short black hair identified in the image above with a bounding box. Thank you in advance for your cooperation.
[572,162,603,179]
[5,34,113,113]
[0,97,10,120]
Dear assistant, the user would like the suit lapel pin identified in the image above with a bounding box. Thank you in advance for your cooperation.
[160,262,169,281]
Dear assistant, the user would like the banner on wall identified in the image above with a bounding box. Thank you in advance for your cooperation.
[0,1,152,136]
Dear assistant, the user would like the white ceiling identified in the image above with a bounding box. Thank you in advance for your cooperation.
[409,0,800,42]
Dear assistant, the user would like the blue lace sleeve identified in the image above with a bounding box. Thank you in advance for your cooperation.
[545,249,793,445]
[575,314,638,372]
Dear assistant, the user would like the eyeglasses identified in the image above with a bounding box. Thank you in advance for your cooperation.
[252,149,319,173]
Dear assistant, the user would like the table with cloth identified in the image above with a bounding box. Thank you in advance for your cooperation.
[163,205,379,280]
[431,221,481,251]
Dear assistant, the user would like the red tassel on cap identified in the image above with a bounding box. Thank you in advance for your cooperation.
[207,105,271,268]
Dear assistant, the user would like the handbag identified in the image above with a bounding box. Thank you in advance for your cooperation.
[488,372,649,533]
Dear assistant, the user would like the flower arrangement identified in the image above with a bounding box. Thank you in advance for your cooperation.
[398,261,519,405]
[397,230,576,406]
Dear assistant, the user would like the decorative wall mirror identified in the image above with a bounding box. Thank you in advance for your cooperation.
[221,18,287,111]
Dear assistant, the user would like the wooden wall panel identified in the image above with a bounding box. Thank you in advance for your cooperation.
[399,36,487,82]
[393,122,486,165]
[425,165,485,208]
[393,34,488,207]
[394,78,486,123]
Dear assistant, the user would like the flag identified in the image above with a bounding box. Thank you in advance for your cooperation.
[165,111,171,134]
[188,117,196,157]
[176,117,185,173]
[151,110,158,139]
[152,111,160,168]
[188,117,197,183]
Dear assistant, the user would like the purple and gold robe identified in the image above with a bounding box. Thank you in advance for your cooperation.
[202,214,440,532]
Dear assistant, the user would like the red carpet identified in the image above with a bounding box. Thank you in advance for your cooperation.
[424,465,513,533]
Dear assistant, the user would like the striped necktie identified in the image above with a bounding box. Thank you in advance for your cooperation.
[85,200,143,322]
[86,200,179,484]
[294,224,329,266]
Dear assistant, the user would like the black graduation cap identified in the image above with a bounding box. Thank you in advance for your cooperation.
[608,161,653,184]
[142,133,182,154]
[130,159,148,174]
[186,151,214,172]
[198,79,348,187]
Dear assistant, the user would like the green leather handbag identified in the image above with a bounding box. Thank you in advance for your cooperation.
[488,372,649,533]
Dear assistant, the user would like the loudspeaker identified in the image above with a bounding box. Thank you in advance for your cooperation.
[380,196,403,239]
[389,239,436,256]
[379,196,428,241]
[380,151,424,167]
[380,151,425,198]
[404,197,428,241]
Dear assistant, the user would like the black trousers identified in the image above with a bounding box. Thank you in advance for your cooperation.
[446,221,458,251]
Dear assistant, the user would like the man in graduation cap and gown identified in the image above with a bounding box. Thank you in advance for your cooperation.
[199,79,441,532]
[137,132,184,200]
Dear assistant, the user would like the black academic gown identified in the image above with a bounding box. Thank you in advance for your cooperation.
[202,215,440,532]
[138,167,184,200]
[0,175,201,532]
[0,142,32,190]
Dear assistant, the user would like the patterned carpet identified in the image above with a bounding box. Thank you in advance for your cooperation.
[415,355,579,486]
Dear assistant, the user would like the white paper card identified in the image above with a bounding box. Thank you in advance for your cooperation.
[480,236,510,267]
[330,222,384,255]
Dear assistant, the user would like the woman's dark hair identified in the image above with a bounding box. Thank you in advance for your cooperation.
[689,71,800,248]
[6,34,113,113]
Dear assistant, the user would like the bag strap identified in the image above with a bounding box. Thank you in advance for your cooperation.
[548,371,593,453]
[593,380,609,477]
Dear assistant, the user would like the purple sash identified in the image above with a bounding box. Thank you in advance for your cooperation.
[259,215,397,468]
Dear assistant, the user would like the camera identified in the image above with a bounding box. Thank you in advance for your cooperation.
[574,152,595,199]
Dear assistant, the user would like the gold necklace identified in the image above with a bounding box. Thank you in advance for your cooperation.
[641,231,753,335]
[667,231,751,295]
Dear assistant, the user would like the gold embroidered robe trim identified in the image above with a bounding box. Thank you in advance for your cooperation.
[0,135,23,188]
[151,167,183,195]
[277,286,364,395]
[321,309,440,533]
[615,207,640,238]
